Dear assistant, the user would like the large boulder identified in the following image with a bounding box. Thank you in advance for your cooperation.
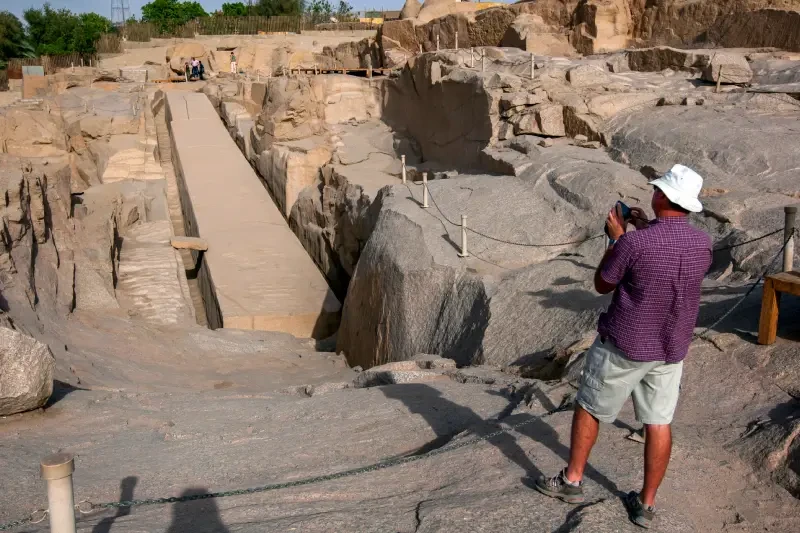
[0,328,55,415]
[701,52,753,84]
[337,148,647,369]
[166,42,211,75]
[500,14,576,57]
[400,0,422,19]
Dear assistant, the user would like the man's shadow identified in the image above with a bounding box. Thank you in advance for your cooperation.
[92,478,229,533]
[380,383,623,498]
[165,488,230,533]
[92,477,137,533]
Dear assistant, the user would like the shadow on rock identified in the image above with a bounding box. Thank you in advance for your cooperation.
[380,384,623,499]
[46,380,90,408]
[165,488,230,533]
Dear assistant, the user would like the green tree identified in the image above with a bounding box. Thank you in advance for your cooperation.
[335,1,356,21]
[254,0,304,17]
[73,13,114,54]
[23,4,113,55]
[141,0,208,33]
[0,11,32,66]
[221,2,249,16]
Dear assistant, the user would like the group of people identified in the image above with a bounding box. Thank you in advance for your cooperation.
[184,57,205,82]
[182,52,237,81]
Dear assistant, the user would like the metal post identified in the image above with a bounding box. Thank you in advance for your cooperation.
[531,53,535,79]
[41,453,76,533]
[401,155,406,184]
[458,215,469,257]
[481,51,486,73]
[455,31,458,50]
[422,172,429,208]
[784,206,797,272]
[436,33,440,51]
[716,66,722,93]
[470,47,474,68]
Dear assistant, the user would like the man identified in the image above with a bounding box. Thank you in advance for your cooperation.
[191,57,200,80]
[198,60,205,81]
[230,52,237,75]
[535,164,712,529]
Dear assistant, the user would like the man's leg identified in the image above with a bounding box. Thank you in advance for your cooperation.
[565,405,600,483]
[627,361,682,528]
[641,424,671,506]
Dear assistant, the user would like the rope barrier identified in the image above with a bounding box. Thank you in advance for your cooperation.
[695,227,796,341]
[0,401,570,530]
[409,181,787,253]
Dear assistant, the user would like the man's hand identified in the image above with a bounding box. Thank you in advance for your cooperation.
[628,207,649,231]
[606,206,625,241]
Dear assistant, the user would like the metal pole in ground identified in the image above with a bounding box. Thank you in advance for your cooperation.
[422,172,429,208]
[784,205,797,272]
[716,66,723,93]
[41,453,77,533]
[455,31,458,50]
[436,33,440,51]
[401,155,406,184]
[482,51,486,73]
[458,215,469,257]
[470,47,474,68]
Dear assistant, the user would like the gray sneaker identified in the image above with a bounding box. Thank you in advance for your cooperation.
[534,469,585,503]
[625,491,656,529]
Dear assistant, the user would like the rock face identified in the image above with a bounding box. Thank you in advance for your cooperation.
[0,327,55,415]
[320,38,381,70]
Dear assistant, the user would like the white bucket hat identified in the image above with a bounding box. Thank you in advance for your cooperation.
[649,164,703,213]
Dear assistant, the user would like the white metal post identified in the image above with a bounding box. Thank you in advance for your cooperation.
[470,48,474,68]
[482,51,486,72]
[436,33,440,51]
[422,172,429,208]
[41,453,76,533]
[455,31,458,50]
[784,206,797,272]
[458,215,469,257]
[401,155,406,184]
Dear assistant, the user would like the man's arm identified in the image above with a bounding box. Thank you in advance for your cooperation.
[595,206,633,295]
[594,246,618,294]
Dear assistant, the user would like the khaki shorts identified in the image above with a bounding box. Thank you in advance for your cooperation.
[576,337,683,425]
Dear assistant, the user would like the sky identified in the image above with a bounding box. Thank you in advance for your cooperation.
[0,0,406,22]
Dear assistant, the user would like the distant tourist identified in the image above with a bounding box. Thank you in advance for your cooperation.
[199,61,205,81]
[230,51,237,74]
[535,165,712,530]
[184,62,190,82]
[191,57,200,80]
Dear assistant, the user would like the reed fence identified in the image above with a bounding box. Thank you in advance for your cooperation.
[6,53,98,79]
[117,15,378,42]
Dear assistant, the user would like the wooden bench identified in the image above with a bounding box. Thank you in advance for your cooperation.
[758,270,800,344]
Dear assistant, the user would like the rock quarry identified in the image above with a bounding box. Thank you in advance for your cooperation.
[1,0,800,531]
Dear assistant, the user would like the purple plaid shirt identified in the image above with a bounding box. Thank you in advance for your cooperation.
[598,217,712,363]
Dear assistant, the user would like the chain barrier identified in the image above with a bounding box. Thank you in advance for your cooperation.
[0,402,570,530]
[0,510,48,531]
